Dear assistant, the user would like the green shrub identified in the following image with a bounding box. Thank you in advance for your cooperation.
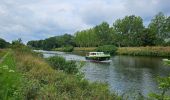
[54,45,74,52]
[96,45,117,55]
[149,60,170,100]
[63,45,74,52]
[12,49,120,99]
[47,56,78,74]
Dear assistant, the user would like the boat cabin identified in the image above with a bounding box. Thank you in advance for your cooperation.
[85,52,111,62]
[87,52,105,56]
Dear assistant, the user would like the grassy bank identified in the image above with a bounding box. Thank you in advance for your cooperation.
[0,50,23,100]
[74,47,96,52]
[71,47,170,57]
[0,49,8,59]
[117,46,170,57]
[54,47,96,52]
[0,48,121,99]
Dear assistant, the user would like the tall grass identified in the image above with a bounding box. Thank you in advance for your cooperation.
[0,49,7,59]
[74,47,96,51]
[54,45,74,52]
[117,46,170,57]
[13,48,121,99]
[0,51,23,100]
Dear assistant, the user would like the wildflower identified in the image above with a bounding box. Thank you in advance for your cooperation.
[2,65,8,70]
[9,70,15,73]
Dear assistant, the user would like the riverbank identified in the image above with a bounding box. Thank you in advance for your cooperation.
[117,46,170,57]
[0,48,121,99]
[65,47,170,57]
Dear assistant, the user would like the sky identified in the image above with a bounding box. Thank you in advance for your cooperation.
[0,0,170,43]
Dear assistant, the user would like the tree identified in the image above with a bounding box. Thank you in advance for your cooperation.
[27,34,75,50]
[140,28,157,46]
[164,16,170,38]
[148,12,167,39]
[113,15,144,46]
[0,38,9,48]
[94,22,113,45]
[74,28,99,47]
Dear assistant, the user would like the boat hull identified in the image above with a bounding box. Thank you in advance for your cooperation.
[85,56,110,61]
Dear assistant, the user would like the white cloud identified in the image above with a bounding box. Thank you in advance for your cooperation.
[0,0,169,43]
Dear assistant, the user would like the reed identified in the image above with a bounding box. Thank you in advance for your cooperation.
[12,49,121,99]
[74,47,96,51]
[117,46,170,57]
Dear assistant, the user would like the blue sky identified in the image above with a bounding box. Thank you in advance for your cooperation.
[0,0,170,43]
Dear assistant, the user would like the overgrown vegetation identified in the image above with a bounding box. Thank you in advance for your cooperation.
[47,56,78,74]
[0,50,23,100]
[117,47,170,57]
[149,60,170,100]
[96,45,117,55]
[0,42,121,99]
[54,45,74,52]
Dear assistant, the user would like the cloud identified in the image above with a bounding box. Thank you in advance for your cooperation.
[0,0,169,43]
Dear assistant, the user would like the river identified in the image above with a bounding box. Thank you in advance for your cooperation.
[36,50,170,98]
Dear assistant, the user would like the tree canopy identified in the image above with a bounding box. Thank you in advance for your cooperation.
[26,12,170,49]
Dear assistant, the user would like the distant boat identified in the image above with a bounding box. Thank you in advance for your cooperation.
[85,52,111,62]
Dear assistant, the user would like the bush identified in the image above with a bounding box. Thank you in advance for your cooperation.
[96,45,117,55]
[62,45,74,52]
[12,49,120,99]
[47,56,78,74]
[54,45,74,52]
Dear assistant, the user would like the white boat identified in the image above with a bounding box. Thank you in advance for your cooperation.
[85,52,111,62]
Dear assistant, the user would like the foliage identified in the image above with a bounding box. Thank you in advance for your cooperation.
[94,22,114,45]
[113,15,144,47]
[74,28,100,47]
[27,34,75,50]
[140,28,159,46]
[11,47,120,99]
[0,38,10,49]
[26,12,170,48]
[96,45,117,55]
[148,12,168,39]
[149,60,170,100]
[47,56,78,74]
[62,45,74,52]
[54,45,74,52]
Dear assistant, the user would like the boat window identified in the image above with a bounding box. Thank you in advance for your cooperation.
[90,53,96,55]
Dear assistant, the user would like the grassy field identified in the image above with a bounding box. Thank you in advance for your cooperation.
[0,48,121,99]
[117,46,170,57]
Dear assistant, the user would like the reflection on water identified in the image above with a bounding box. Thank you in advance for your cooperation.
[41,51,170,97]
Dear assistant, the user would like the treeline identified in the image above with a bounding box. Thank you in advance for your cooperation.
[27,12,170,49]
[27,34,75,50]
[0,38,10,49]
[75,12,170,47]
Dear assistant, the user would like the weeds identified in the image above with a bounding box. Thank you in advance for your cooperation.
[117,46,170,57]
[12,48,120,99]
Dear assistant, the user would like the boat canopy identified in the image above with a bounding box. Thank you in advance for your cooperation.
[88,52,105,55]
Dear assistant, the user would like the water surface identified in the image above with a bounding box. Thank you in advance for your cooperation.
[39,50,170,97]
